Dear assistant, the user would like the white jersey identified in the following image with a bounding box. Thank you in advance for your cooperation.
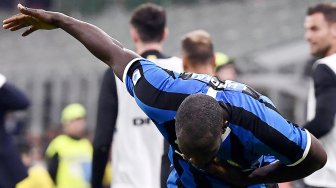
[0,74,6,88]
[111,55,183,188]
[304,54,336,188]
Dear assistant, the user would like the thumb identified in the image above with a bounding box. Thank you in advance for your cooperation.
[18,4,39,17]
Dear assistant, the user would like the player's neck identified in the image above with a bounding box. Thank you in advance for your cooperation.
[189,66,215,76]
[326,44,336,57]
[136,42,163,55]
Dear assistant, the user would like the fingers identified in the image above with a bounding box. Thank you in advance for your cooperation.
[3,21,22,31]
[2,3,42,36]
[22,26,38,37]
[3,14,26,25]
[3,15,32,31]
[8,23,29,31]
[3,4,39,27]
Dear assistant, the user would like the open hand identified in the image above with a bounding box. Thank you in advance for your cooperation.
[3,4,58,36]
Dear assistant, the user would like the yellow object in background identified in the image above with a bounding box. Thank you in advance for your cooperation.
[103,161,112,187]
[61,103,86,124]
[16,164,54,188]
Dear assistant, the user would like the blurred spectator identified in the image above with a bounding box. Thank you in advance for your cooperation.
[16,141,54,188]
[0,73,30,188]
[41,125,61,154]
[302,57,319,78]
[45,103,92,188]
[182,30,215,76]
[303,3,336,188]
[215,52,237,81]
[91,3,183,188]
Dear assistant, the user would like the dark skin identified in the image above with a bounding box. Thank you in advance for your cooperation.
[3,4,327,187]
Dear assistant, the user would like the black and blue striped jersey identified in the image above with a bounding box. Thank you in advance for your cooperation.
[123,58,311,188]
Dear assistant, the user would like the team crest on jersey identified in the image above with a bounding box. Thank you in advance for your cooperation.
[132,69,141,85]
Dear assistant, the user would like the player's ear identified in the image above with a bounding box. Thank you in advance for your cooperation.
[331,23,336,37]
[182,51,190,71]
[161,27,169,42]
[130,27,139,43]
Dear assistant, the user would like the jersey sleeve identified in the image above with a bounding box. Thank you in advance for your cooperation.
[122,58,201,124]
[304,64,336,138]
[122,58,143,97]
[227,92,311,167]
[257,109,311,166]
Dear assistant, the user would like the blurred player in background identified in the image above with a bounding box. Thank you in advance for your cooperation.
[303,3,336,188]
[182,30,216,76]
[0,73,30,188]
[91,3,183,188]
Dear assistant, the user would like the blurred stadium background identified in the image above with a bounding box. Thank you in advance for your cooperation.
[0,0,323,136]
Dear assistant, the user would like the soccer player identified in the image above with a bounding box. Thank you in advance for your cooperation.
[303,3,336,188]
[92,3,182,188]
[3,4,327,187]
[182,30,216,76]
[0,73,30,188]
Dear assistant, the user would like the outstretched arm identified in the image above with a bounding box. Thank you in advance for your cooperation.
[2,4,140,80]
